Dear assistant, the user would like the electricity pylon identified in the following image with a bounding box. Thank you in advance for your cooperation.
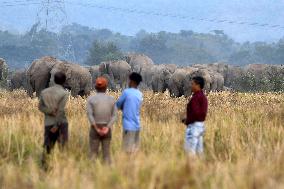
[35,0,76,62]
[37,0,67,31]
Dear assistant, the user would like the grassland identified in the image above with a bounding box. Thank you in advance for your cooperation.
[0,90,283,189]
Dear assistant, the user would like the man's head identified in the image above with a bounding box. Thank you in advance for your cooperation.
[129,72,142,88]
[54,72,66,85]
[191,76,205,93]
[95,77,108,92]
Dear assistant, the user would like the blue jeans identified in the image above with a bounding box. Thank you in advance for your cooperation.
[184,122,205,155]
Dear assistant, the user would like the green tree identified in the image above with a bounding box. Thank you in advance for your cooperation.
[86,41,123,65]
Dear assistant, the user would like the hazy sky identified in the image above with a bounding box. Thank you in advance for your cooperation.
[0,0,284,42]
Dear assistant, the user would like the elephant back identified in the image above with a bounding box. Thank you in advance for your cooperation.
[26,56,60,97]
[125,53,154,73]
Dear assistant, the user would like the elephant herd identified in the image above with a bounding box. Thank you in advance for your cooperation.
[4,53,284,97]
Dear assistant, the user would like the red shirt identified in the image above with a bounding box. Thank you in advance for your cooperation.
[186,90,208,125]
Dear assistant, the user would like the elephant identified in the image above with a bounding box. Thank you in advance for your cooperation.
[181,67,202,97]
[124,53,154,73]
[182,68,214,97]
[124,53,155,89]
[27,56,92,97]
[207,62,229,76]
[49,61,92,97]
[168,69,189,97]
[208,71,224,91]
[192,63,228,87]
[151,64,176,93]
[10,70,28,90]
[99,60,131,90]
[192,62,242,91]
[26,56,59,97]
[165,64,177,74]
[140,64,156,89]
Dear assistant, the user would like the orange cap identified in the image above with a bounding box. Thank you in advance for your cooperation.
[95,77,108,89]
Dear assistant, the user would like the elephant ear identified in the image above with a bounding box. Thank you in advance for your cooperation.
[99,62,109,74]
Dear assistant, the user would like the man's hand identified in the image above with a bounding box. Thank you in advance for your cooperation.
[49,109,58,117]
[101,127,110,135]
[92,123,104,136]
[50,126,58,133]
[92,123,99,132]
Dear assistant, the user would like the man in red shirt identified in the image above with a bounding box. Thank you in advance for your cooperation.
[182,76,208,155]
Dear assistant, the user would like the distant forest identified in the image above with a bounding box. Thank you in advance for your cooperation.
[0,23,284,69]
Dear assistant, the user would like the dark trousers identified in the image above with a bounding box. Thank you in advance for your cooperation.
[89,126,112,164]
[43,123,69,154]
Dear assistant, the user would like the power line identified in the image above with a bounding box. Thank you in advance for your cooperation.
[1,0,284,31]
[0,0,62,7]
[0,0,38,4]
[0,2,40,7]
[68,1,284,30]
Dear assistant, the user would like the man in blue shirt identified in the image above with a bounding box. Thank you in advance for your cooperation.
[117,72,143,153]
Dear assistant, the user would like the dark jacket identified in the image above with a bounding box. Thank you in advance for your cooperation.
[186,90,208,125]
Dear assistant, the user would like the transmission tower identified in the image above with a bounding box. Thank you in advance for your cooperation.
[34,0,76,62]
[36,0,67,31]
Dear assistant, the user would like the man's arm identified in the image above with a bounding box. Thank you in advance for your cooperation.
[55,93,69,121]
[38,95,53,115]
[185,101,194,125]
[86,97,96,126]
[116,91,127,110]
[107,103,117,129]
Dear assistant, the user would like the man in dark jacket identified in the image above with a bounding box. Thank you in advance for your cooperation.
[39,72,69,167]
[182,76,208,155]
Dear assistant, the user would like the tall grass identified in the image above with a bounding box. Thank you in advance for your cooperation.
[0,90,283,189]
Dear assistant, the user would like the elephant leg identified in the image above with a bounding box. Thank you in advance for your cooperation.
[217,78,225,91]
[121,79,126,90]
[120,78,127,90]
[49,74,55,87]
[211,81,218,92]
[170,85,180,97]
[83,84,92,97]
[27,81,34,97]
[35,86,43,97]
[109,79,117,91]
[71,85,80,97]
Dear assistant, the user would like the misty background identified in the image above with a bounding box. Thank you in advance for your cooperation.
[0,0,284,69]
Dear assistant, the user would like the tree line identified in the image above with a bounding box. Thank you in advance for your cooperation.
[0,23,283,68]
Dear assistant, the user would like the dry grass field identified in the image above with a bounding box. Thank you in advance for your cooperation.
[0,90,283,189]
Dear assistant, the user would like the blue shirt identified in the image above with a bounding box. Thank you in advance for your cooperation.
[116,88,143,131]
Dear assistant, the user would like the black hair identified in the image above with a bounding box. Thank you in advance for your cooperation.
[192,76,205,89]
[129,72,142,85]
[54,72,66,85]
